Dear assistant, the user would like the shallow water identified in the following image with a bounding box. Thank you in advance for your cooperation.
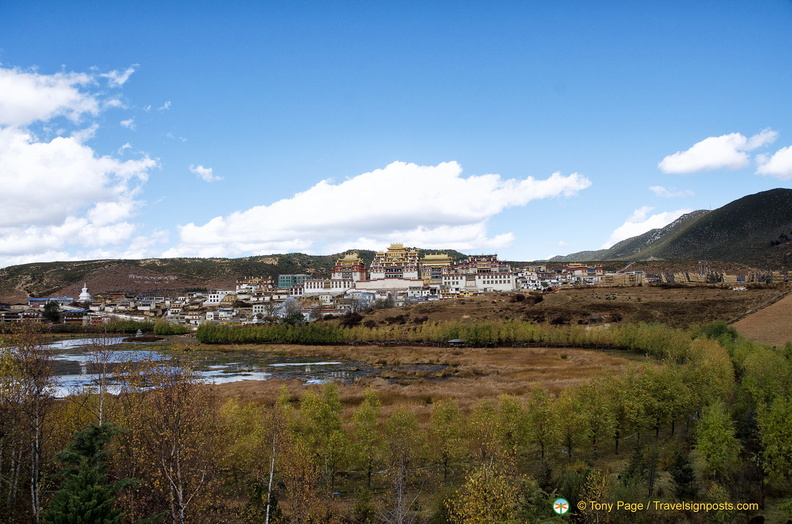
[28,338,369,397]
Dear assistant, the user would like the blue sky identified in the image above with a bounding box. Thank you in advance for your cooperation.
[1,1,792,267]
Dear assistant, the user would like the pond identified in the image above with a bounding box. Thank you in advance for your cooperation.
[23,337,372,398]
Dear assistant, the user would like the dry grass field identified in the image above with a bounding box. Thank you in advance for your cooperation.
[733,290,792,346]
[362,284,783,328]
[204,342,639,423]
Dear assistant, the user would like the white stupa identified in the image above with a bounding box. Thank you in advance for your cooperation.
[78,283,92,303]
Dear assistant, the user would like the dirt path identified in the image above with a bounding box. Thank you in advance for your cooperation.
[733,292,792,347]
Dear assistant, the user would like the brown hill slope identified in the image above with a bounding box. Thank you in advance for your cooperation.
[733,290,792,346]
[356,285,783,330]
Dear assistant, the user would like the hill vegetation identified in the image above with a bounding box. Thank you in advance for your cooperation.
[552,188,792,267]
[0,249,467,303]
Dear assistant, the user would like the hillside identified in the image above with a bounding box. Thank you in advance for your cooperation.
[0,249,467,303]
[552,188,792,266]
[354,285,782,330]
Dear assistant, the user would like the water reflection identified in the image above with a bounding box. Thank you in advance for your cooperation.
[33,337,366,397]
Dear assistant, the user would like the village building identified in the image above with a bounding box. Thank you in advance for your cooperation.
[453,254,511,275]
[278,274,310,289]
[331,253,368,281]
[236,276,275,293]
[368,243,420,280]
[302,278,355,296]
[419,253,453,285]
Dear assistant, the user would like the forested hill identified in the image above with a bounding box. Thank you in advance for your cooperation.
[0,249,466,303]
[551,188,792,267]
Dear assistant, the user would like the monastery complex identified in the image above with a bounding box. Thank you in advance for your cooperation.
[301,243,516,297]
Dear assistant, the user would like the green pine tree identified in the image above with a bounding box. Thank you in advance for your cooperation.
[42,423,130,524]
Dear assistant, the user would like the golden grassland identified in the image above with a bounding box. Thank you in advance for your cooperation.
[202,343,639,419]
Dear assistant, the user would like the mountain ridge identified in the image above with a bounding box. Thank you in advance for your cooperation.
[550,188,792,266]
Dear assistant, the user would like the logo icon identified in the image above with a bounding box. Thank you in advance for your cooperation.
[553,498,569,515]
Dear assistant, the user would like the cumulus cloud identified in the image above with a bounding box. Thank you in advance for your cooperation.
[658,129,777,174]
[190,164,222,182]
[649,185,695,198]
[0,65,158,267]
[120,118,135,130]
[0,67,99,126]
[602,206,691,248]
[165,161,591,258]
[756,146,792,179]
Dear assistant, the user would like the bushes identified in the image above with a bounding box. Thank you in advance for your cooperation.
[104,319,155,334]
[153,320,191,336]
[196,322,349,345]
[195,319,700,361]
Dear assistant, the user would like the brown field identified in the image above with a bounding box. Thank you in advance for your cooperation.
[206,342,639,421]
[733,290,792,346]
[361,284,784,329]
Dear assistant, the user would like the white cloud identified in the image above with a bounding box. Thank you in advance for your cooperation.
[165,161,591,258]
[159,101,171,110]
[649,185,695,198]
[120,118,135,130]
[0,65,158,267]
[165,132,187,142]
[658,129,777,174]
[101,65,138,87]
[190,164,222,182]
[602,206,691,248]
[756,146,792,179]
[0,67,99,126]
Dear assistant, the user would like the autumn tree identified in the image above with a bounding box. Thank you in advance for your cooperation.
[296,383,349,493]
[756,395,792,484]
[217,399,268,516]
[556,388,587,462]
[351,389,383,489]
[379,407,426,524]
[640,364,690,439]
[115,359,220,523]
[604,370,645,455]
[0,323,56,522]
[579,380,615,459]
[525,387,559,463]
[696,401,740,480]
[277,436,340,522]
[495,394,530,458]
[429,398,466,483]
[467,401,499,462]
[445,461,523,524]
[741,346,792,408]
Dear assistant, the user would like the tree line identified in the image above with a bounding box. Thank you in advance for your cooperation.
[196,319,693,361]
